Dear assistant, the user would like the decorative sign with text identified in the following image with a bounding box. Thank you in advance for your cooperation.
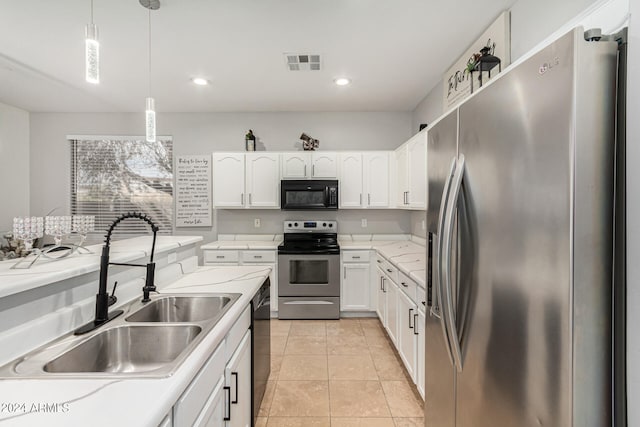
[443,11,511,110]
[175,155,212,227]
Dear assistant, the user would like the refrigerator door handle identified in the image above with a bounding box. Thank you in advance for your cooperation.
[441,154,465,373]
[435,157,457,366]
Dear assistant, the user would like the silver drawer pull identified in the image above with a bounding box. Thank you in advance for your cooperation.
[216,256,225,259]
[386,269,393,273]
[401,282,408,287]
[377,260,382,263]
[283,301,334,305]
[254,255,263,259]
[352,256,361,259]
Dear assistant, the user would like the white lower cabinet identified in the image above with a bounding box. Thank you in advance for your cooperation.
[172,307,252,427]
[385,278,399,346]
[416,308,426,399]
[225,331,252,427]
[376,267,387,325]
[203,249,278,312]
[341,250,372,311]
[397,289,417,380]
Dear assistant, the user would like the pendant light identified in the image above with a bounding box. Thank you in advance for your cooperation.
[140,0,160,142]
[85,0,99,84]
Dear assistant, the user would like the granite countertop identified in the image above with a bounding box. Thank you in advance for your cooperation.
[340,238,427,287]
[0,265,271,427]
[0,236,203,299]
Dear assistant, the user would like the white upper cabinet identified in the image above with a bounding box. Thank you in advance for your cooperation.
[338,153,363,208]
[213,153,245,207]
[339,152,390,209]
[213,153,279,209]
[311,152,337,178]
[407,133,427,209]
[246,153,280,207]
[281,152,338,179]
[363,152,390,208]
[281,153,309,179]
[395,130,427,210]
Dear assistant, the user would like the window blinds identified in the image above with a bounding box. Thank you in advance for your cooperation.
[70,137,173,238]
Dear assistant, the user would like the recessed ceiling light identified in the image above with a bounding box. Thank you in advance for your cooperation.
[192,77,209,86]
[334,77,351,86]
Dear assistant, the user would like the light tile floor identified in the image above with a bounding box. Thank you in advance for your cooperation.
[256,318,425,427]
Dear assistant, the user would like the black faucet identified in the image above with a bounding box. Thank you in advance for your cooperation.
[75,212,159,335]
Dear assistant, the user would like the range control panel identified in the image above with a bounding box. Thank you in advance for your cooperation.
[284,220,337,232]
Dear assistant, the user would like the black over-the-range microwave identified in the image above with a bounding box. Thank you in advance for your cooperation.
[280,180,338,210]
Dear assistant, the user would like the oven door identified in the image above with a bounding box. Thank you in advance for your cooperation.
[278,254,340,296]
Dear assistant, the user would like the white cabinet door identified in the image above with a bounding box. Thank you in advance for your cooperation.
[281,153,309,179]
[397,289,417,380]
[193,376,226,427]
[338,153,363,208]
[226,331,252,427]
[395,145,409,207]
[416,308,425,399]
[407,132,427,209]
[385,278,399,346]
[311,152,337,178]
[246,153,280,208]
[363,152,390,208]
[376,267,387,325]
[341,262,370,311]
[214,153,245,207]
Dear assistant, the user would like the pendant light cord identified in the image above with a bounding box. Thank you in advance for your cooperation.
[148,7,151,98]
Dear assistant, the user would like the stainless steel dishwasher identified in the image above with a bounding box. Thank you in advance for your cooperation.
[252,277,270,426]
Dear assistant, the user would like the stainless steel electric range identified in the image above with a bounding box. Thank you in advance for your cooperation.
[277,220,340,319]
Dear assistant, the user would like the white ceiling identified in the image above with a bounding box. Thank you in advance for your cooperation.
[0,0,516,113]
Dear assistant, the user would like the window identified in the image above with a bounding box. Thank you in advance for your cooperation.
[70,136,173,239]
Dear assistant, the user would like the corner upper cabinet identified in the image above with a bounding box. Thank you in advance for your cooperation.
[395,130,427,210]
[281,152,337,179]
[246,153,280,207]
[213,153,245,207]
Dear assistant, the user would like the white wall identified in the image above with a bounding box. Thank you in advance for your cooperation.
[412,0,628,126]
[0,102,29,233]
[29,111,412,242]
[627,0,639,424]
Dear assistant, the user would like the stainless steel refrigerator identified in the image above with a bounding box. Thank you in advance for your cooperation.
[425,27,618,427]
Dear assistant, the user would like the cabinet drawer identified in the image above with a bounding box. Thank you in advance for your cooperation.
[342,250,370,262]
[226,305,251,361]
[241,250,276,263]
[397,271,417,303]
[379,258,398,284]
[203,250,239,263]
[174,342,225,427]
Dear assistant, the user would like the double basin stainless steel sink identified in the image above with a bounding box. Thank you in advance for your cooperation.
[1,293,241,378]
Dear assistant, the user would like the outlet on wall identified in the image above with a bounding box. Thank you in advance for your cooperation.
[361,218,367,228]
[254,218,261,228]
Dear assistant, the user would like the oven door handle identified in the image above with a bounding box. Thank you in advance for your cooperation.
[282,300,335,305]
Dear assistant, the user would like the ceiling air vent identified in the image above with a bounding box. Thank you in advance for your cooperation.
[284,54,321,71]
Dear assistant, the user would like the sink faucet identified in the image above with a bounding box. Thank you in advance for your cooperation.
[75,212,159,335]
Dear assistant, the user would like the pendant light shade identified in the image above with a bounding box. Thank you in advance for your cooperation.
[142,0,158,142]
[145,97,156,142]
[85,1,99,84]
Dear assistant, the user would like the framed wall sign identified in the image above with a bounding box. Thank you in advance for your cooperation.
[443,11,511,110]
[175,155,212,227]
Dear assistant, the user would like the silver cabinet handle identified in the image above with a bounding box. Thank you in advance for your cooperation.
[382,277,386,292]
[241,193,244,205]
[413,313,419,335]
[368,193,371,205]
[249,193,252,205]
[312,164,315,176]
[380,276,384,290]
[409,308,414,329]
[216,255,225,259]
[386,269,393,273]
[360,194,362,205]
[376,259,382,264]
[344,266,347,279]
[401,282,408,287]
[352,256,360,259]
[254,255,262,259]
[304,164,307,176]
[406,191,410,205]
